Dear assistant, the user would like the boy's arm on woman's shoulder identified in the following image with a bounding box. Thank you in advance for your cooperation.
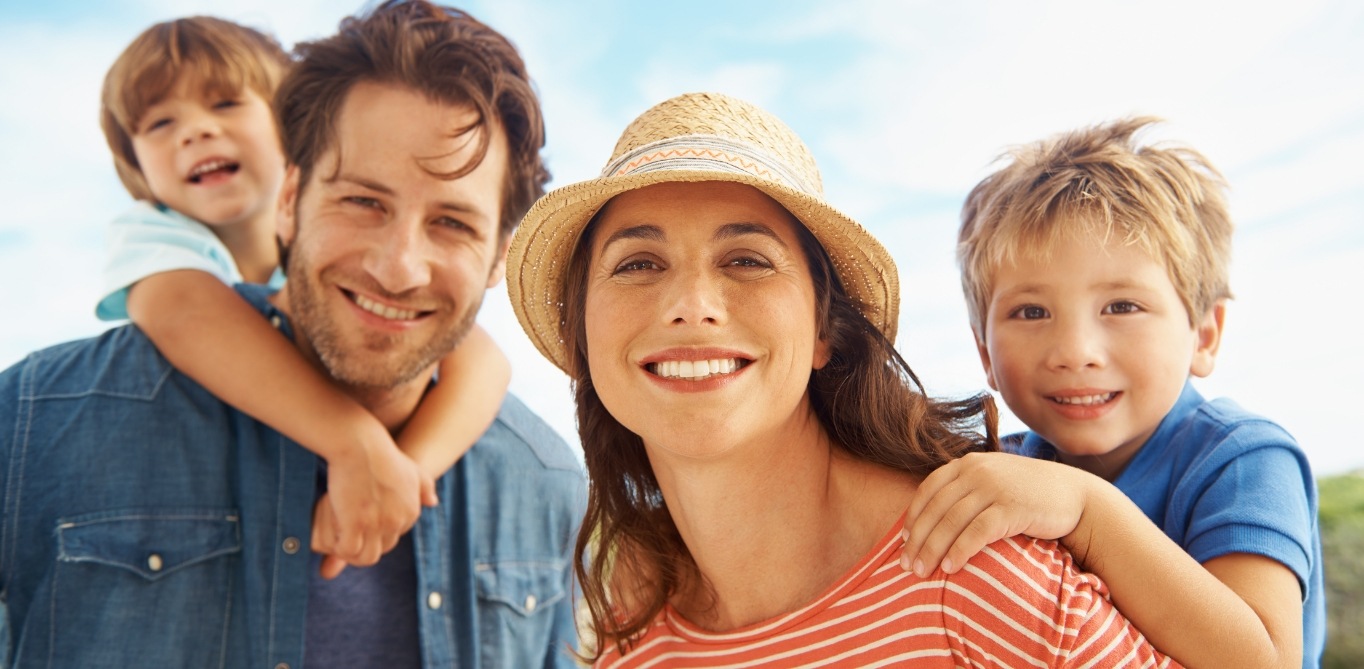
[1064,481,1302,669]
[905,447,1305,668]
[940,536,1176,668]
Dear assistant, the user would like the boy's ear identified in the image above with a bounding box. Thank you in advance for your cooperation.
[1189,300,1227,378]
[276,166,301,245]
[974,326,999,390]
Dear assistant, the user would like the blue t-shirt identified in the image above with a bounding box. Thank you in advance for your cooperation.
[97,201,284,321]
[1011,381,1325,667]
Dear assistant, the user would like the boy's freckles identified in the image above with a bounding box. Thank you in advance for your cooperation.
[979,234,1216,480]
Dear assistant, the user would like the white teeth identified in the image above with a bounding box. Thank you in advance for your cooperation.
[1052,393,1116,406]
[650,358,741,380]
[353,293,419,320]
[190,159,231,177]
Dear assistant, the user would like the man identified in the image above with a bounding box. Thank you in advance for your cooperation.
[0,2,584,667]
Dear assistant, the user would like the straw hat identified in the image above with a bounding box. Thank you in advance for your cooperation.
[506,92,899,373]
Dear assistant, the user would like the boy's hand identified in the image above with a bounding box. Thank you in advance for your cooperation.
[900,452,1094,576]
[312,439,439,577]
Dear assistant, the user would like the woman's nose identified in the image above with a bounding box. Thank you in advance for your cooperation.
[663,267,726,327]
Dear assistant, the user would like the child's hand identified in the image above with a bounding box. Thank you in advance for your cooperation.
[900,452,1095,577]
[311,494,349,579]
[313,439,439,576]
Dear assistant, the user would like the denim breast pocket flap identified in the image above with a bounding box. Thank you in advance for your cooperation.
[475,562,568,617]
[56,509,241,581]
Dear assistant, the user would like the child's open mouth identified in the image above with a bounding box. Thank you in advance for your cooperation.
[1049,392,1118,406]
[187,159,240,184]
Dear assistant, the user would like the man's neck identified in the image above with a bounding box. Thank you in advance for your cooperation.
[266,286,428,434]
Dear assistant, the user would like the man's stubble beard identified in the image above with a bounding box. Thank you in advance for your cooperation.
[284,240,481,391]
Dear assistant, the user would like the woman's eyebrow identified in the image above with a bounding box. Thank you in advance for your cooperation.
[713,222,786,247]
[600,224,665,253]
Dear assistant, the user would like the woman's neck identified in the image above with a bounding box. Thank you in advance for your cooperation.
[647,412,917,631]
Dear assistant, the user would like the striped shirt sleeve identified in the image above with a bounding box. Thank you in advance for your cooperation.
[942,536,1177,668]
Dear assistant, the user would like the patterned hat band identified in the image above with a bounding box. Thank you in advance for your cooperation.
[600,134,822,196]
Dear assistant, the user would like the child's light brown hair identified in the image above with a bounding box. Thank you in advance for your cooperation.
[100,16,291,201]
[958,116,1233,337]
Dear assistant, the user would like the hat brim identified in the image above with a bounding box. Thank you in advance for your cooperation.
[508,169,900,373]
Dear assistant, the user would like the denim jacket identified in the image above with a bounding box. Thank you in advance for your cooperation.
[0,287,587,668]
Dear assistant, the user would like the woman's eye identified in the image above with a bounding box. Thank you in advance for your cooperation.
[613,258,658,274]
[728,256,766,268]
[1104,301,1141,315]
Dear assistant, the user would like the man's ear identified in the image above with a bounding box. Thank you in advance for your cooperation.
[276,165,301,246]
[485,237,509,289]
[974,326,998,390]
[1190,300,1227,378]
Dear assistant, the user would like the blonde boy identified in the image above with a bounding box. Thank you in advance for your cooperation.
[903,118,1324,667]
[97,15,509,576]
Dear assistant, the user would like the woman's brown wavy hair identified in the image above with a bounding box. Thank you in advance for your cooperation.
[561,193,1000,660]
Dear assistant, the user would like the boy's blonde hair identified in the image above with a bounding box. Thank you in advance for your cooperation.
[959,117,1233,337]
[100,16,291,201]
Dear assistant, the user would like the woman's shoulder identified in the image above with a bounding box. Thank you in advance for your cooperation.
[944,535,1107,610]
[942,536,1174,667]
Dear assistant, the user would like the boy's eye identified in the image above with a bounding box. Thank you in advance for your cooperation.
[142,117,171,133]
[1103,301,1141,315]
[1009,305,1049,320]
[212,99,240,110]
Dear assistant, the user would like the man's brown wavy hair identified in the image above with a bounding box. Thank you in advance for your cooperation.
[275,0,549,241]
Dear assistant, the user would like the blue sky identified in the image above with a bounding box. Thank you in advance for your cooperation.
[1,0,1361,474]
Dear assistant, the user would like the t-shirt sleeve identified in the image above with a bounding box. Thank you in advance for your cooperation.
[96,203,242,321]
[1181,427,1316,596]
[942,537,1177,668]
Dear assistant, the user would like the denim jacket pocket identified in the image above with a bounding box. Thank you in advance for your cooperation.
[474,560,568,616]
[474,561,570,665]
[40,509,241,669]
[57,509,241,578]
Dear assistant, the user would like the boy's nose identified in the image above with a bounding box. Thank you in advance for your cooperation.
[178,113,221,146]
[1046,319,1105,370]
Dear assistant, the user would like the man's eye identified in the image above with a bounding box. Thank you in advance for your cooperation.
[345,196,381,209]
[437,217,471,232]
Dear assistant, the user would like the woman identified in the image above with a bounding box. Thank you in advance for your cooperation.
[508,93,1174,667]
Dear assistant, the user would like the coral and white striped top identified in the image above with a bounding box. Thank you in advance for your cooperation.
[595,522,1177,668]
